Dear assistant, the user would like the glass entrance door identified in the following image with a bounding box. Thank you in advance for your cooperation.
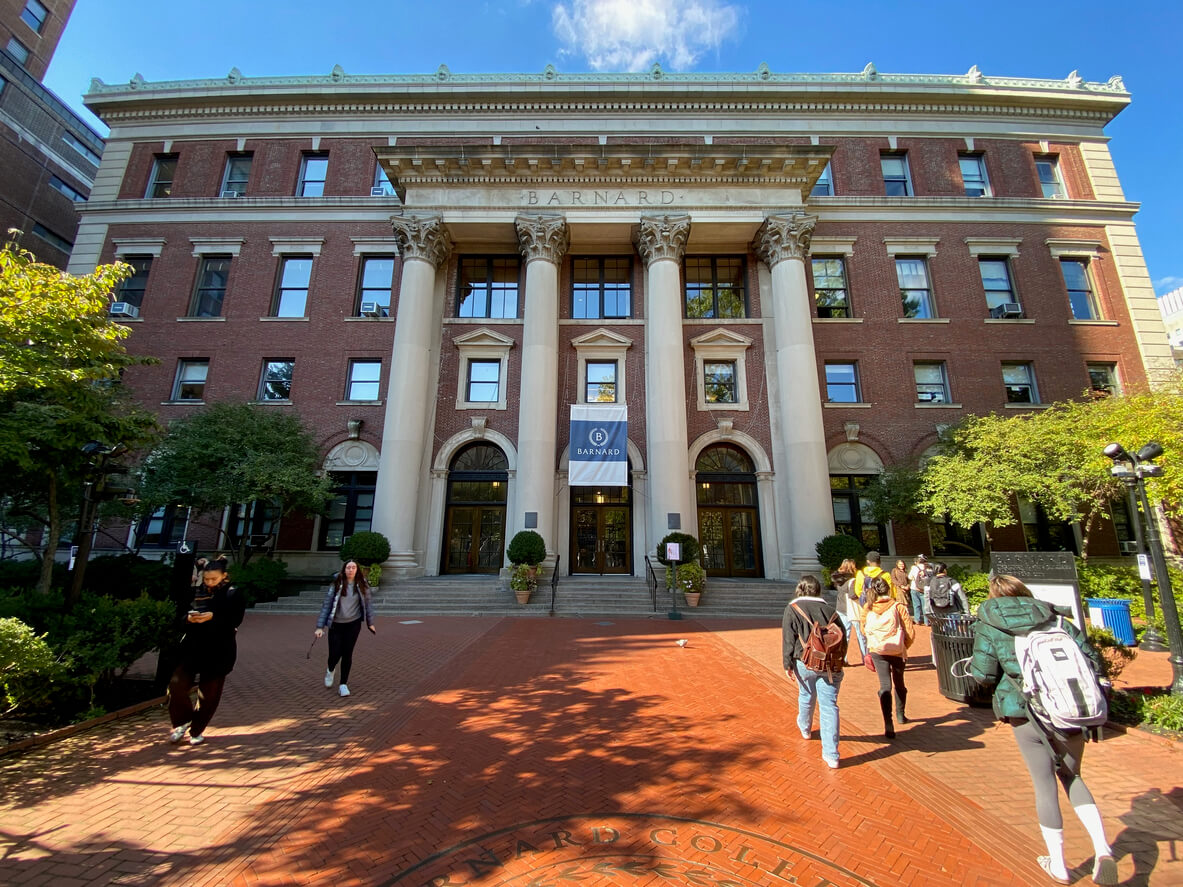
[698,508,761,577]
[444,506,506,573]
[570,485,631,575]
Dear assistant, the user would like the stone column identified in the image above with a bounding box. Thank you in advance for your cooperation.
[635,215,694,554]
[754,213,833,571]
[371,214,452,575]
[513,215,569,553]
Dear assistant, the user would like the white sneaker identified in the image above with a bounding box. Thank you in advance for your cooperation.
[168,724,189,743]
[822,756,839,769]
[338,684,350,697]
[189,734,205,746]
[324,668,333,688]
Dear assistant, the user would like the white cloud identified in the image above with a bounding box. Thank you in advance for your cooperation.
[552,0,742,72]
[1154,275,1183,296]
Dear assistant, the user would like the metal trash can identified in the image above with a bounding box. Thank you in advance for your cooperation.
[1085,598,1138,646]
[931,614,992,706]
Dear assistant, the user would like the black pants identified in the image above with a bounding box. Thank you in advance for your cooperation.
[871,653,907,730]
[327,619,363,684]
[168,665,227,737]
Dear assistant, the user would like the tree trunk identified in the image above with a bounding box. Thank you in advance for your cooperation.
[37,474,61,595]
[979,524,994,573]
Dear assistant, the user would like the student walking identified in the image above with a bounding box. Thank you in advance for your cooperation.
[782,575,847,769]
[925,562,969,622]
[315,560,376,697]
[832,558,865,665]
[167,557,246,745]
[861,575,915,738]
[907,555,930,625]
[970,574,1117,886]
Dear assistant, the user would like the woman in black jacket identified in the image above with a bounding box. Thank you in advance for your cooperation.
[970,574,1116,886]
[167,557,246,745]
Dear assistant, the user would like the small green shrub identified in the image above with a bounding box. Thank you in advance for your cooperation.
[506,530,547,566]
[230,558,288,606]
[0,616,62,714]
[656,532,701,566]
[84,554,172,600]
[814,534,865,572]
[947,566,990,612]
[509,563,538,592]
[0,560,66,591]
[340,531,391,566]
[1143,693,1183,732]
[669,560,707,595]
[1108,689,1145,725]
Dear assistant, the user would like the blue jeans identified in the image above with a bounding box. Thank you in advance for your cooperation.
[909,589,926,624]
[795,660,843,762]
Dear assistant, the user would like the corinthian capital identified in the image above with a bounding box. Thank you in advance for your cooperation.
[389,214,452,268]
[634,215,691,265]
[515,215,569,265]
[753,213,817,267]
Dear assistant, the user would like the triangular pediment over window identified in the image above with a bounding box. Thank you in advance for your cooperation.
[571,329,633,350]
[453,329,515,349]
[690,328,753,350]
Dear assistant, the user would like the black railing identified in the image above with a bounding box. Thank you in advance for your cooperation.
[549,555,561,617]
[644,555,658,612]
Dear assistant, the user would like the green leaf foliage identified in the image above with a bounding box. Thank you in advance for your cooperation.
[339,530,391,566]
[814,533,865,571]
[0,616,61,715]
[506,530,547,566]
[656,532,701,566]
[229,558,288,605]
[82,554,172,601]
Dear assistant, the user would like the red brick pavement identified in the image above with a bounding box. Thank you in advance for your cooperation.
[0,614,1178,887]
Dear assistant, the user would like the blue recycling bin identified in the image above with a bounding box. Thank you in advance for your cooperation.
[1085,598,1137,646]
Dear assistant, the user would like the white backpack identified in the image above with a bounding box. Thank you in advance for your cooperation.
[1013,618,1107,732]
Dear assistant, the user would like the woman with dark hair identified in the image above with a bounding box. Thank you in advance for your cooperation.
[315,560,376,697]
[861,575,915,739]
[167,556,246,745]
[970,574,1116,885]
[831,557,865,665]
[782,574,847,769]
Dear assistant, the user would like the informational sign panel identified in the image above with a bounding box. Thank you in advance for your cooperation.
[569,404,627,487]
[990,551,1085,626]
[666,543,681,562]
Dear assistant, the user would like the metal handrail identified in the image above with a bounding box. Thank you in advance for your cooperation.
[644,555,658,612]
[549,554,560,617]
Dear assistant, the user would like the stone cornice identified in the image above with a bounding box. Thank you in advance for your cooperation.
[515,215,569,265]
[635,215,691,264]
[389,214,452,267]
[754,214,817,266]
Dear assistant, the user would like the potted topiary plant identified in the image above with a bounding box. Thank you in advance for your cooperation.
[673,561,707,606]
[506,530,547,603]
[340,531,391,588]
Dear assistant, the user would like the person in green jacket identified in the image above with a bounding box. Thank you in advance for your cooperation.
[970,574,1117,886]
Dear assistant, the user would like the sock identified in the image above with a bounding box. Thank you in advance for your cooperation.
[1040,826,1069,879]
[1073,804,1112,858]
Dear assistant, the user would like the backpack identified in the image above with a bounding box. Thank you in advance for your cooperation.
[1012,618,1108,733]
[791,603,847,673]
[929,575,954,608]
[864,603,907,656]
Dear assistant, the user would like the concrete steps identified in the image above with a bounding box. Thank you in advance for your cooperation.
[254,574,793,619]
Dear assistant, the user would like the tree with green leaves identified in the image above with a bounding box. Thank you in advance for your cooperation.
[136,403,334,564]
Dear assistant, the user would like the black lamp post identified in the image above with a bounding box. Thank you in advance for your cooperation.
[1104,442,1183,695]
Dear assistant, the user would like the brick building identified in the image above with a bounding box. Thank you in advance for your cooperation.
[1,0,101,268]
[68,65,1175,580]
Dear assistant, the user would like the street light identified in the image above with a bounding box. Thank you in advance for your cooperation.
[1104,441,1183,695]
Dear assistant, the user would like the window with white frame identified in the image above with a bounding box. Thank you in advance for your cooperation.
[221,153,252,196]
[914,362,950,403]
[585,361,618,403]
[298,153,328,197]
[258,360,294,401]
[1061,259,1100,320]
[146,154,178,198]
[1002,362,1038,404]
[811,162,833,197]
[356,256,394,316]
[1035,156,1066,198]
[691,329,751,411]
[1087,363,1119,397]
[812,257,850,318]
[346,360,381,402]
[825,362,860,403]
[979,258,1020,315]
[21,1,49,32]
[172,360,209,401]
[881,152,912,196]
[959,154,991,197]
[454,329,513,410]
[896,257,935,318]
[272,256,313,317]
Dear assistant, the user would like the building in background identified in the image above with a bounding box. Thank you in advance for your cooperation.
[69,65,1174,580]
[1159,287,1183,366]
[0,0,101,268]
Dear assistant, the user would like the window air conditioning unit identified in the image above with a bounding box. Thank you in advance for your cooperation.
[1119,540,1139,554]
[370,187,387,197]
[109,301,140,318]
[221,190,240,198]
[359,301,383,317]
[990,302,1023,319]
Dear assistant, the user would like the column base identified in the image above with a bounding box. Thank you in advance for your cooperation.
[788,555,825,575]
[386,551,425,579]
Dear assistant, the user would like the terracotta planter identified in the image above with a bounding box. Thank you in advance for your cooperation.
[683,592,701,607]
[514,589,532,605]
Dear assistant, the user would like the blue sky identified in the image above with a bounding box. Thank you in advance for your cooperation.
[44,0,1182,295]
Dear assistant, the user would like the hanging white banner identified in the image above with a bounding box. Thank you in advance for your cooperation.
[569,404,628,487]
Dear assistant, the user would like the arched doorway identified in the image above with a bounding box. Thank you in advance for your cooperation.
[569,465,632,575]
[696,444,762,578]
[442,443,508,574]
